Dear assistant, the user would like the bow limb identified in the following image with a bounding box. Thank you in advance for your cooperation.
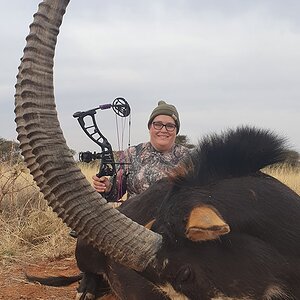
[73,109,116,177]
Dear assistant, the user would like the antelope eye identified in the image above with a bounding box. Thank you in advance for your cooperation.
[176,265,193,283]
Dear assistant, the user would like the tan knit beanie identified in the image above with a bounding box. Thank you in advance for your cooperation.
[147,100,180,133]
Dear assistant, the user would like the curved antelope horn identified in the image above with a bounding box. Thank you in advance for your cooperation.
[14,0,162,272]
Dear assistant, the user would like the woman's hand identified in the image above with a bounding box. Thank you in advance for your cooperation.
[92,175,112,193]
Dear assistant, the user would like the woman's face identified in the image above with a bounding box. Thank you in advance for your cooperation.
[149,115,177,152]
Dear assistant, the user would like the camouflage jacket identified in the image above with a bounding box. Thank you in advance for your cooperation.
[103,142,190,201]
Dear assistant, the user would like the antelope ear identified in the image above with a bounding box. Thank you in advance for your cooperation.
[186,206,230,241]
[145,219,156,230]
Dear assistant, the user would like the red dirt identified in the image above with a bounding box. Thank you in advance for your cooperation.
[0,257,80,300]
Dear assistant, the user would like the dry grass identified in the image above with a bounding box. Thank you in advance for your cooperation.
[0,161,101,266]
[78,161,99,184]
[0,162,77,266]
[0,159,299,266]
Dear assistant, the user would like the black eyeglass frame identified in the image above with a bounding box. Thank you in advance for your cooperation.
[152,121,177,132]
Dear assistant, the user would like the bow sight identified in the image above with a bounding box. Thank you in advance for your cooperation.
[73,97,131,177]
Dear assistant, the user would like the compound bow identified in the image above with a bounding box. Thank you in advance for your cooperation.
[73,97,131,178]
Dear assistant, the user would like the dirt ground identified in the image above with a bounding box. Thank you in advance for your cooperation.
[0,257,80,300]
[0,258,232,300]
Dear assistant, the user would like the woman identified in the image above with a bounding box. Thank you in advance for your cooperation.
[93,100,189,201]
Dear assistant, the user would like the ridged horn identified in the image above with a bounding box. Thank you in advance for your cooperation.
[14,0,162,272]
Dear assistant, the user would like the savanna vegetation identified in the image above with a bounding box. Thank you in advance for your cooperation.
[0,138,299,267]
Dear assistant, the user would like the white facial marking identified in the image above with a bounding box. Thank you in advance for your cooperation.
[158,283,190,300]
[263,284,293,300]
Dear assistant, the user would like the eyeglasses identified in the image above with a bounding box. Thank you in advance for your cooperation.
[152,121,177,132]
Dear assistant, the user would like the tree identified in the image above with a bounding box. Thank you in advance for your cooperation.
[0,138,22,164]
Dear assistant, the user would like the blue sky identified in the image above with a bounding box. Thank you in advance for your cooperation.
[1,0,300,154]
